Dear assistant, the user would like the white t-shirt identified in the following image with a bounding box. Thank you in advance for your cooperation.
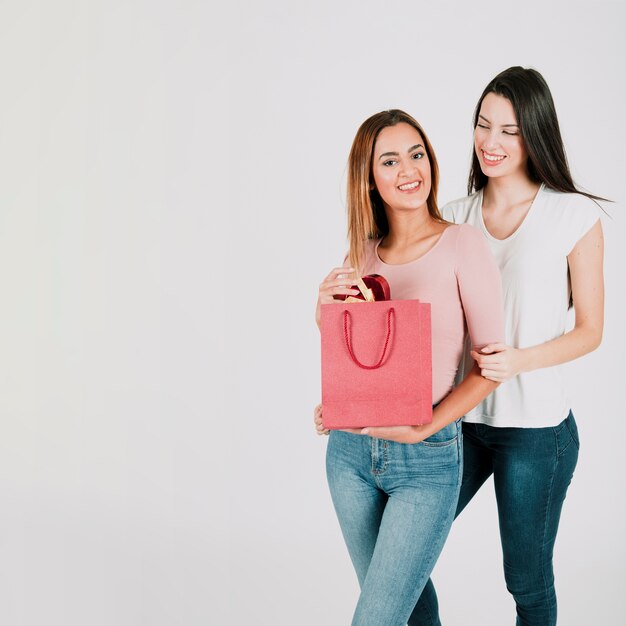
[443,184,602,427]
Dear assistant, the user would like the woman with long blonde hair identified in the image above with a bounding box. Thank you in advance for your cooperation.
[314,110,505,626]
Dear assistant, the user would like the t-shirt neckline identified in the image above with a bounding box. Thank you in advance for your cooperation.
[479,183,544,243]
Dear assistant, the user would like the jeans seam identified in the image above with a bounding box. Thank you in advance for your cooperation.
[556,434,572,458]
[421,419,461,448]
[422,600,440,626]
[370,438,389,476]
[541,438,559,626]
[564,414,580,450]
[419,435,458,448]
[411,490,458,620]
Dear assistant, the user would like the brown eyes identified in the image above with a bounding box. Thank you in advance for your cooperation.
[382,153,424,167]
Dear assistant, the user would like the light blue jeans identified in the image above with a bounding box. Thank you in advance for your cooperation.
[326,420,462,626]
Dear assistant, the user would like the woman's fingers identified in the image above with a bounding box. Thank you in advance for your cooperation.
[360,425,417,443]
[313,404,329,435]
[317,267,362,310]
[320,278,360,291]
[323,267,355,281]
[321,286,360,297]
[319,274,360,300]
[484,375,502,383]
[315,416,326,432]
[478,342,507,354]
[471,351,503,368]
[320,268,357,292]
[481,368,503,380]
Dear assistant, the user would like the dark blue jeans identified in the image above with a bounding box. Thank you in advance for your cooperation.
[410,411,579,626]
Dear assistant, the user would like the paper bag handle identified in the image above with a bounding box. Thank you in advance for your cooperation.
[343,307,395,370]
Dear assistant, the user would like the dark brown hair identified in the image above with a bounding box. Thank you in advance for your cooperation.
[468,66,607,205]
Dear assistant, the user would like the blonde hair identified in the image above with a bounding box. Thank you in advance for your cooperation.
[346,110,443,272]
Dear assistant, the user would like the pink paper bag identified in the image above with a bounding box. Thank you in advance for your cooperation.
[321,300,432,429]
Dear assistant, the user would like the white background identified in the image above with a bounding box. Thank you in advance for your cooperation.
[0,1,624,625]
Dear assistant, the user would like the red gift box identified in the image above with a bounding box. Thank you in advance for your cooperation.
[336,274,391,303]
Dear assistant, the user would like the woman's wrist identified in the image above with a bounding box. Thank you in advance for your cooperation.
[517,346,534,374]
[413,413,449,442]
[408,424,433,444]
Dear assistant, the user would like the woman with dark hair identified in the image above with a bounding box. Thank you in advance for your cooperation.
[314,110,505,626]
[407,66,605,625]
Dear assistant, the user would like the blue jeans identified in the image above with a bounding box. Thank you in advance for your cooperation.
[410,411,580,626]
[326,420,462,626]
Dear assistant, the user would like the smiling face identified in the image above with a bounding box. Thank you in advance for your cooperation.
[371,122,431,213]
[474,92,527,180]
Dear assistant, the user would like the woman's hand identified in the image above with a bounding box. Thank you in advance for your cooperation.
[313,404,329,436]
[360,424,433,444]
[313,404,362,436]
[470,343,527,382]
[315,267,359,327]
[469,221,604,378]
[313,410,436,444]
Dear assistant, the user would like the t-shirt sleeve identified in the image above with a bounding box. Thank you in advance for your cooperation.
[455,224,505,350]
[562,195,602,256]
[441,202,456,223]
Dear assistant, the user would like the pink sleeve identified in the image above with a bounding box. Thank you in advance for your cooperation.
[455,225,505,350]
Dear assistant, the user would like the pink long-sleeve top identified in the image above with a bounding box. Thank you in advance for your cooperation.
[358,223,505,404]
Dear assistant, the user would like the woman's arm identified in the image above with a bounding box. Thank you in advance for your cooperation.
[313,367,497,440]
[358,366,498,443]
[357,225,505,443]
[472,220,604,381]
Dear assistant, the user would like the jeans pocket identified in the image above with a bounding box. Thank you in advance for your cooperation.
[554,411,580,457]
[565,411,580,450]
[420,419,459,447]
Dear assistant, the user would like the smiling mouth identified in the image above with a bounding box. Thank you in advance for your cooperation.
[482,151,506,163]
[398,180,421,191]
